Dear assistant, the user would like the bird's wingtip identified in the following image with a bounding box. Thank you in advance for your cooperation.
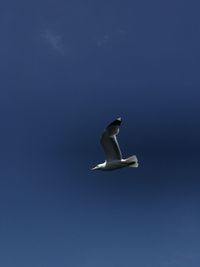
[108,117,122,127]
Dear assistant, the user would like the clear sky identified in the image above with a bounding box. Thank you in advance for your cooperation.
[0,0,200,266]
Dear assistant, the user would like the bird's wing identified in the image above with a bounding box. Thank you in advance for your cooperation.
[100,117,122,162]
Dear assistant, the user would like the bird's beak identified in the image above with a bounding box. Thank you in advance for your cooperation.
[91,166,98,170]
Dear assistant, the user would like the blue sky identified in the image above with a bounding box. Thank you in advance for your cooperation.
[0,0,200,266]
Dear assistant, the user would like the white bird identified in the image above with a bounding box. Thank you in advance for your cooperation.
[91,117,139,171]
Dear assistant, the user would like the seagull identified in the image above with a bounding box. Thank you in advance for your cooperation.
[91,117,139,171]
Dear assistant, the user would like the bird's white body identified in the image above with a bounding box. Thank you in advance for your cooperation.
[92,156,138,171]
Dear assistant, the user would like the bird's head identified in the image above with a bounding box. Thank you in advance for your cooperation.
[91,164,101,170]
[91,164,104,171]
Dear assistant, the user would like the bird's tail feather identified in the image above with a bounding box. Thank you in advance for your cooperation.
[126,155,139,168]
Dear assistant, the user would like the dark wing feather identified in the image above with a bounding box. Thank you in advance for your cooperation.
[100,118,122,161]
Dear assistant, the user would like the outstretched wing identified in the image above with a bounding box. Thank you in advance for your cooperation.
[100,117,122,162]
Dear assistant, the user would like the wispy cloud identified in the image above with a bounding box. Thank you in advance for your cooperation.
[41,29,65,54]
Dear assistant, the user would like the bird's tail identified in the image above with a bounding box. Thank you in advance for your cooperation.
[125,155,139,168]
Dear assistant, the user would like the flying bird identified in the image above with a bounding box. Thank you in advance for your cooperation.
[92,117,138,171]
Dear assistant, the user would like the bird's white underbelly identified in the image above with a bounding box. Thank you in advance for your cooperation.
[104,160,126,170]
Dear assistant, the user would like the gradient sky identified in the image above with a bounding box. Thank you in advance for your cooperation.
[0,0,200,266]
